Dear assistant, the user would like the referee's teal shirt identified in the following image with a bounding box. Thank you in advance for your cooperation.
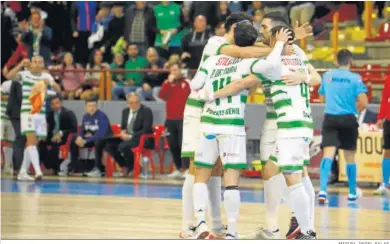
[319,68,367,115]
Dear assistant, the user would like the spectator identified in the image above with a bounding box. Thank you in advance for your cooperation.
[124,44,149,95]
[68,97,113,174]
[124,1,157,56]
[154,1,186,58]
[21,11,52,64]
[289,2,315,26]
[87,93,154,177]
[159,63,190,178]
[217,1,231,25]
[53,52,85,100]
[181,15,213,70]
[228,1,243,13]
[262,2,288,15]
[247,1,263,17]
[2,32,28,77]
[189,2,218,29]
[214,22,226,37]
[100,2,125,62]
[71,1,98,65]
[83,50,108,100]
[1,7,17,80]
[111,52,126,100]
[88,2,113,51]
[253,9,265,33]
[38,95,78,175]
[356,101,377,126]
[137,47,167,102]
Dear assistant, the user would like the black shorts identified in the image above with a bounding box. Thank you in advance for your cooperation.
[321,114,359,151]
[384,119,390,149]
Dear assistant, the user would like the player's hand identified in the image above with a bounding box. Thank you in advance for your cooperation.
[73,31,79,38]
[167,74,176,82]
[21,59,30,68]
[294,21,313,40]
[275,28,292,43]
[376,119,384,129]
[282,70,307,86]
[75,136,84,147]
[120,131,131,141]
[181,52,191,60]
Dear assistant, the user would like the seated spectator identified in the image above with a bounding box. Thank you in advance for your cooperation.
[357,101,378,126]
[217,1,231,24]
[52,53,85,100]
[137,47,167,102]
[124,44,149,95]
[289,2,315,26]
[214,22,226,37]
[159,62,190,178]
[21,11,52,64]
[154,1,186,58]
[181,15,213,70]
[86,93,154,177]
[38,95,78,175]
[83,50,109,100]
[68,97,113,174]
[111,52,126,100]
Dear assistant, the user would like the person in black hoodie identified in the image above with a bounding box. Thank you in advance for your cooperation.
[68,96,113,175]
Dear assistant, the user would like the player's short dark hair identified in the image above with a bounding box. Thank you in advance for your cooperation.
[85,96,99,104]
[49,94,62,102]
[271,26,295,43]
[234,22,258,47]
[263,12,290,27]
[337,49,353,66]
[225,12,251,32]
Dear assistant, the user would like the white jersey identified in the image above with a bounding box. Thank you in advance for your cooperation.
[1,80,13,121]
[184,36,229,118]
[268,46,313,139]
[19,70,54,115]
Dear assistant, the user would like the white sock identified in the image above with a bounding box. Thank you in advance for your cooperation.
[223,188,240,235]
[264,173,285,232]
[19,148,31,175]
[4,147,13,167]
[27,145,42,175]
[207,176,223,231]
[193,183,208,225]
[302,176,315,230]
[182,174,195,230]
[287,183,312,234]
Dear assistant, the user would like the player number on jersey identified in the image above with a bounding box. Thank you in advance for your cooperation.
[300,83,309,108]
[212,76,232,106]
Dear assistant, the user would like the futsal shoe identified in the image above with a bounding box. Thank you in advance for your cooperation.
[317,191,328,204]
[208,225,227,239]
[166,170,183,179]
[286,217,301,239]
[179,226,195,239]
[293,230,316,239]
[373,183,389,196]
[225,233,238,239]
[193,221,209,239]
[35,173,43,181]
[17,173,35,181]
[348,188,362,202]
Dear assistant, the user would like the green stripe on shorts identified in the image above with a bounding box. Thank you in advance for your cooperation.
[277,121,313,129]
[224,163,247,169]
[22,130,36,135]
[194,161,214,168]
[279,165,303,172]
[181,151,195,158]
[304,160,310,165]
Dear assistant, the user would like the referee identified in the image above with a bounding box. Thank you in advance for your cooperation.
[317,49,368,204]
[374,74,390,195]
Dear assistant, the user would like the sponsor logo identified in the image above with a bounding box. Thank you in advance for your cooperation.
[203,133,216,140]
[223,152,239,157]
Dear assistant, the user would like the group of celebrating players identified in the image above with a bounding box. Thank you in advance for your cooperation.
[178,11,323,240]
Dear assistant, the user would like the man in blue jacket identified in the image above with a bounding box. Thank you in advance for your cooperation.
[69,97,112,174]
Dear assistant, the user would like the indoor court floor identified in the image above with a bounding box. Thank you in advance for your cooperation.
[1,176,390,239]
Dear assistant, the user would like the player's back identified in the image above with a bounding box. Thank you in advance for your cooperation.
[271,54,313,139]
[200,55,253,136]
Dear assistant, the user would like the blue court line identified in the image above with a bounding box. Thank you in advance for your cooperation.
[1,179,389,211]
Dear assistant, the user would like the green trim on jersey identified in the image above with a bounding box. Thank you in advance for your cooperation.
[194,161,214,168]
[269,155,278,162]
[199,67,208,75]
[240,95,248,103]
[22,130,36,135]
[181,151,195,158]
[304,160,310,165]
[216,43,230,55]
[274,99,292,109]
[304,60,310,65]
[224,163,247,169]
[270,90,287,97]
[266,112,277,119]
[277,121,313,129]
[200,116,245,126]
[277,112,286,118]
[186,98,205,108]
[23,82,34,87]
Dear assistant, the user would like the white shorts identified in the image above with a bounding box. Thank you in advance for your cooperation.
[1,119,15,142]
[194,133,247,169]
[181,115,201,158]
[259,128,277,165]
[21,113,47,138]
[276,137,311,173]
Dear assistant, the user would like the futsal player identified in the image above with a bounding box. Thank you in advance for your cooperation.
[317,50,368,203]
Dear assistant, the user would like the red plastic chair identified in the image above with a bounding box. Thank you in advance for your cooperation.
[366,22,390,41]
[362,64,385,84]
[59,133,75,159]
[153,124,172,173]
[132,134,156,179]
